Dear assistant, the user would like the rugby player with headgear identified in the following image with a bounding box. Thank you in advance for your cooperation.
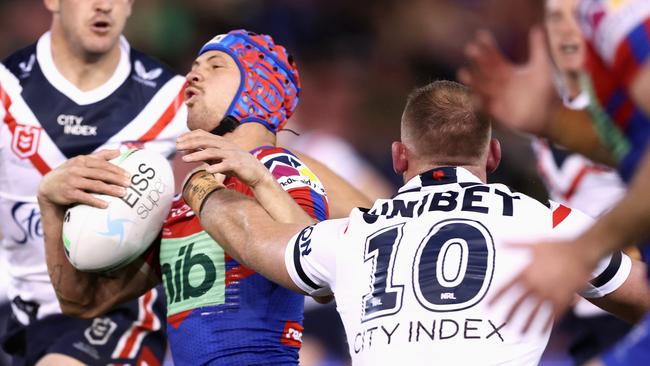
[37,29,331,365]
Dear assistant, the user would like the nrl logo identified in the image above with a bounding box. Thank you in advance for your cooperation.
[11,124,42,159]
[18,54,35,78]
[133,60,162,87]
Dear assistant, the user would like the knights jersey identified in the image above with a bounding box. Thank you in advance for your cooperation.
[578,0,650,180]
[285,167,631,366]
[156,146,328,365]
[0,32,188,323]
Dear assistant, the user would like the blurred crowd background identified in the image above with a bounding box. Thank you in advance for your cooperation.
[0,0,569,365]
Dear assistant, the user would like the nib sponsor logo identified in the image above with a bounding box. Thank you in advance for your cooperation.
[57,114,97,136]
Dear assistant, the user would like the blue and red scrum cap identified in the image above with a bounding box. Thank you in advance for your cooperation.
[199,29,301,134]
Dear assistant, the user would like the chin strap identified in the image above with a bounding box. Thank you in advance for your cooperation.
[210,116,240,136]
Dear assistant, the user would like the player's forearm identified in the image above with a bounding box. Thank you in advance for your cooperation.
[546,105,616,167]
[589,259,650,324]
[38,197,98,315]
[578,150,650,263]
[38,196,147,318]
[199,188,305,293]
[251,172,314,225]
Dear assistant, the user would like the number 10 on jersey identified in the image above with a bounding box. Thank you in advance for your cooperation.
[362,219,495,322]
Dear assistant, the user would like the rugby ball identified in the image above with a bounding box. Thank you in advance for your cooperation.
[62,149,174,272]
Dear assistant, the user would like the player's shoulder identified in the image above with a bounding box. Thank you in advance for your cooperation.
[547,200,595,237]
[253,146,308,175]
[253,145,326,195]
[253,146,298,162]
[486,182,550,212]
[298,216,350,245]
[129,48,181,87]
[1,43,37,80]
[578,0,650,64]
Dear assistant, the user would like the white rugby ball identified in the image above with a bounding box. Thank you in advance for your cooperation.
[62,149,175,272]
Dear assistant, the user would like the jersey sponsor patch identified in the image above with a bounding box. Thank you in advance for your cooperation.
[159,231,227,316]
[281,321,304,348]
[57,114,97,136]
[11,124,42,158]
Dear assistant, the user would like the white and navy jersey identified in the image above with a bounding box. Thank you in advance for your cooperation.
[531,92,626,218]
[0,32,188,323]
[285,167,631,365]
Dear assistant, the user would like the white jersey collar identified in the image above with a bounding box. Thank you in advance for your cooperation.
[36,31,131,105]
[397,166,483,194]
[563,90,590,110]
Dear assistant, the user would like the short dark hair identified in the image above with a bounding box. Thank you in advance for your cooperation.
[401,80,490,162]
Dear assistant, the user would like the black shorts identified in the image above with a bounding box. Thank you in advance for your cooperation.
[1,287,166,366]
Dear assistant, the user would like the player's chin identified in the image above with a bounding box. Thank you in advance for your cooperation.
[186,111,213,132]
[82,35,120,54]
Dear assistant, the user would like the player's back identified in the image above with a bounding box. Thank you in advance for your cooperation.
[286,167,618,365]
[339,168,556,364]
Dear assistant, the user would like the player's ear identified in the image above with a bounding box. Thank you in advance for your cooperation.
[392,141,408,175]
[486,138,501,173]
[126,0,134,18]
[43,0,60,13]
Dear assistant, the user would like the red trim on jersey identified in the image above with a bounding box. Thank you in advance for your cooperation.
[136,346,161,366]
[287,187,317,218]
[253,145,286,159]
[225,253,256,287]
[564,165,608,201]
[0,85,51,175]
[612,100,635,127]
[137,85,185,142]
[535,140,609,202]
[613,35,637,88]
[117,290,157,358]
[552,204,572,228]
[167,309,192,330]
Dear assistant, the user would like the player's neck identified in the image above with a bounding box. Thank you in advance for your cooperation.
[404,163,486,184]
[49,29,122,92]
[226,123,276,151]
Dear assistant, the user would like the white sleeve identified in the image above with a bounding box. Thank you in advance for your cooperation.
[283,218,348,297]
[549,201,632,298]
[580,251,632,298]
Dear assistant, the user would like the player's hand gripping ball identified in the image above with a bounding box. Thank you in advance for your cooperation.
[62,149,174,272]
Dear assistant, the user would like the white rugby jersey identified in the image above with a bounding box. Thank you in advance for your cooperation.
[285,167,631,365]
[0,32,188,324]
[531,92,626,218]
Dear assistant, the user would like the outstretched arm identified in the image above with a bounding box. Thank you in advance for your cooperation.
[184,174,306,294]
[177,130,315,226]
[589,258,650,324]
[458,29,615,166]
[39,151,159,318]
